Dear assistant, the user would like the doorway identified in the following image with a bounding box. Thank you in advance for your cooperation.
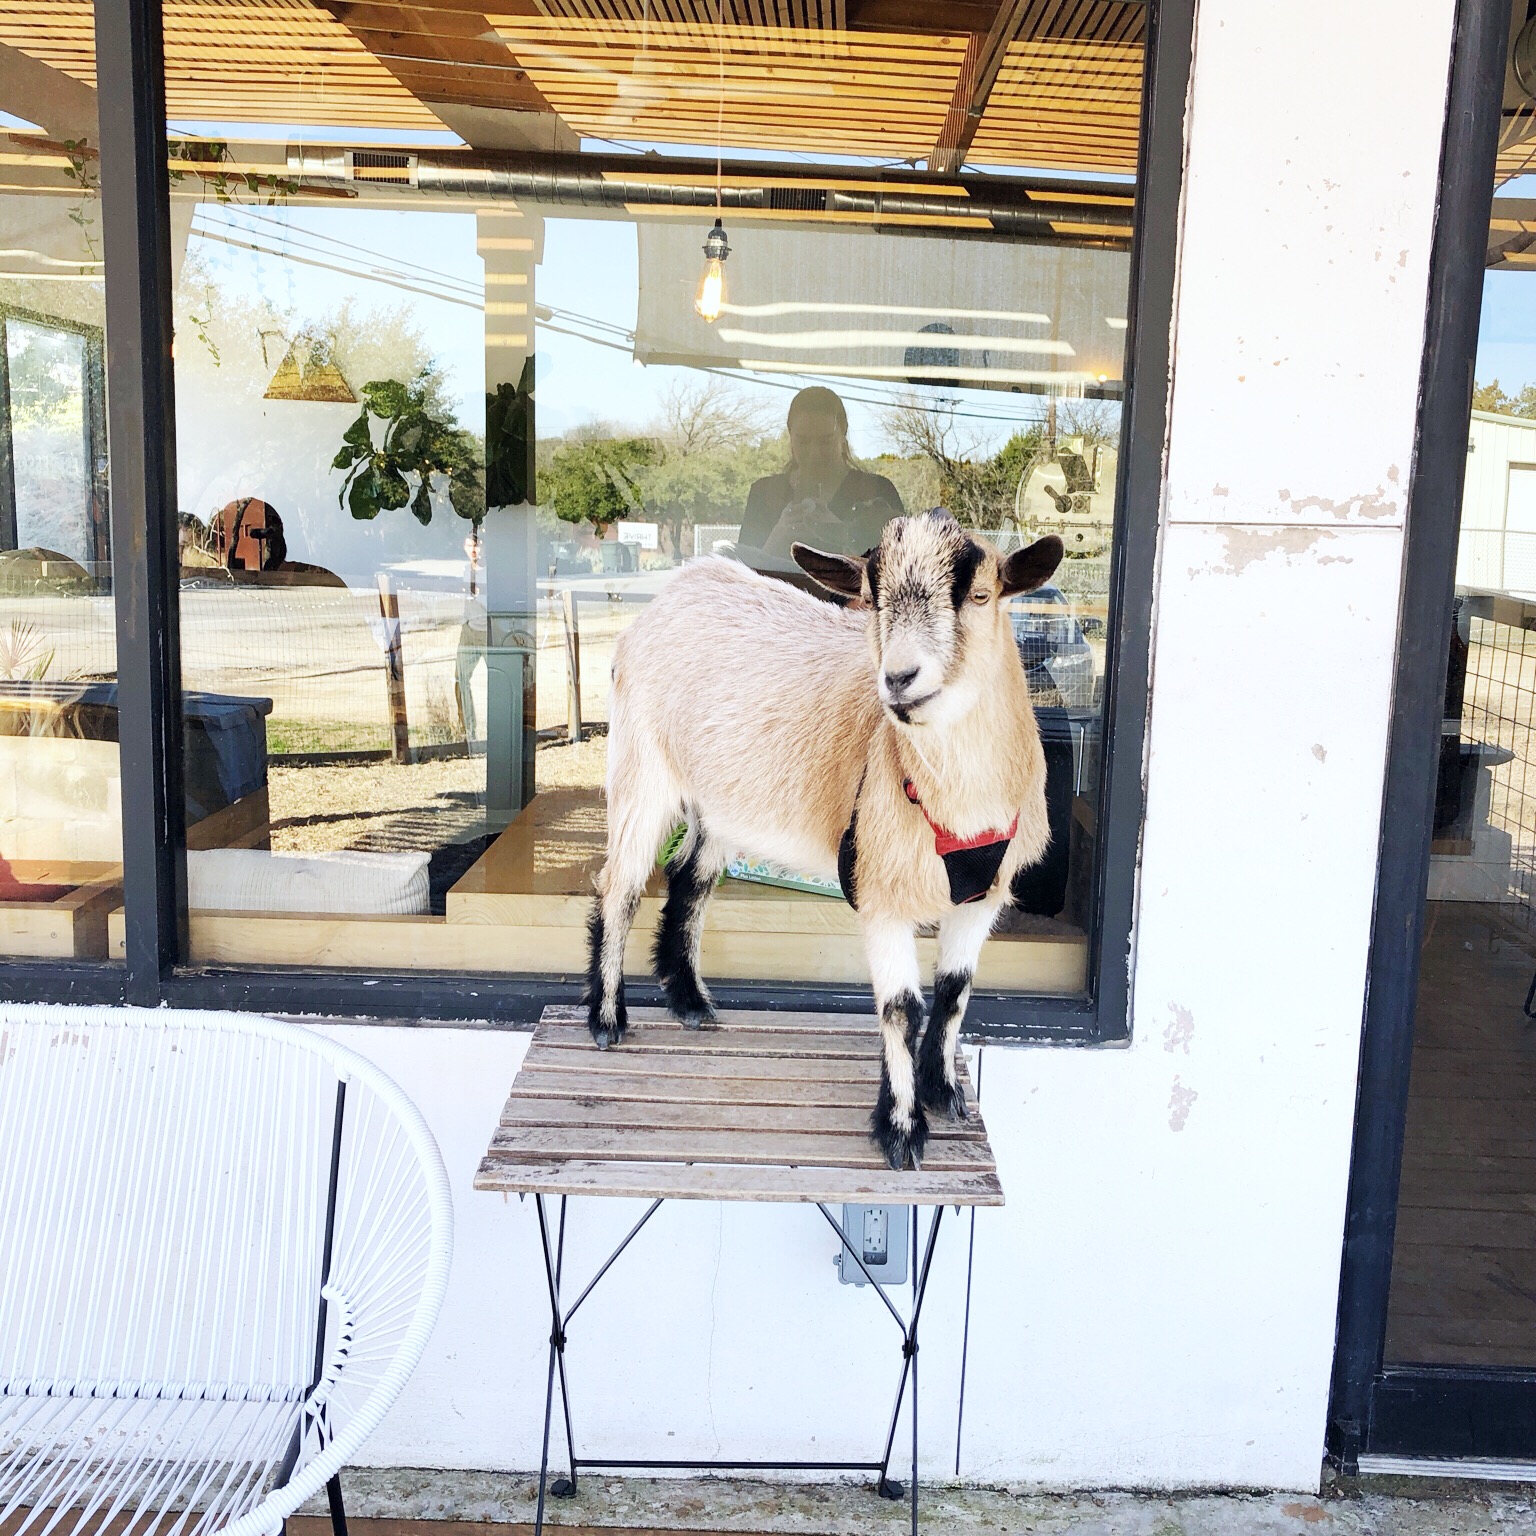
[1332,0,1536,1467]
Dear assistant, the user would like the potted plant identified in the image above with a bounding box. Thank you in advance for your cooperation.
[332,376,484,526]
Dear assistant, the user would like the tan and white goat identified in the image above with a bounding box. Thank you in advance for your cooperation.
[585,509,1064,1169]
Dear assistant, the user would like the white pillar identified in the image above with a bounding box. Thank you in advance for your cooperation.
[478,203,542,821]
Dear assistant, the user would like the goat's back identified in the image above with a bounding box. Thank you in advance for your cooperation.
[609,558,880,864]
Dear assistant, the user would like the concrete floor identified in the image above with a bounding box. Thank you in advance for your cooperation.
[300,1469,1536,1535]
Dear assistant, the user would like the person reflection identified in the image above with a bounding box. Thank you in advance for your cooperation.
[736,386,904,567]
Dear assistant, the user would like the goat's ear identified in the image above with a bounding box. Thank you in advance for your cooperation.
[1000,535,1064,596]
[792,542,867,599]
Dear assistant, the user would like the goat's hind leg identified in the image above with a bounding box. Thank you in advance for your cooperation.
[916,901,999,1119]
[586,784,682,1049]
[653,817,726,1028]
[862,916,928,1171]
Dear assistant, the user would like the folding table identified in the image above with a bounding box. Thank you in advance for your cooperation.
[475,1004,1006,1535]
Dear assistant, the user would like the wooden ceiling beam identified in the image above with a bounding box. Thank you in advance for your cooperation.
[928,0,1031,175]
[849,0,1143,39]
[847,0,1001,33]
[927,0,1144,173]
[319,0,563,116]
[0,39,97,140]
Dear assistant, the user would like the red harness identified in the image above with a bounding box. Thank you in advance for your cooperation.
[838,777,1020,910]
[903,779,1019,857]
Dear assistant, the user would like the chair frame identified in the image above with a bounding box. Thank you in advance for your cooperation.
[0,1006,454,1536]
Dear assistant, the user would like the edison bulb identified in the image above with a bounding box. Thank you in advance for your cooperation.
[695,258,726,322]
[693,217,731,324]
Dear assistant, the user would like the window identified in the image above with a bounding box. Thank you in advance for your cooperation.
[0,0,1186,1029]
[0,13,122,963]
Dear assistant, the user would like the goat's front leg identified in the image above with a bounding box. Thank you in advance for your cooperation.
[862,915,927,1171]
[917,900,1000,1120]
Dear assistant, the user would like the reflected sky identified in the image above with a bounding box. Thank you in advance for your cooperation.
[183,202,1057,457]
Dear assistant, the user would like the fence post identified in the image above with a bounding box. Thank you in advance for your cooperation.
[377,573,411,764]
[560,588,582,745]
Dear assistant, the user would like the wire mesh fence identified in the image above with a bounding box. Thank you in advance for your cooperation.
[1458,528,1536,596]
[0,546,1116,758]
[1452,598,1536,929]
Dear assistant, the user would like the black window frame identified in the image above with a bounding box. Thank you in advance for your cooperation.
[0,0,1194,1037]
[1327,0,1523,1469]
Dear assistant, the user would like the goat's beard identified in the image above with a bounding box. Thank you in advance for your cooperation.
[893,672,980,734]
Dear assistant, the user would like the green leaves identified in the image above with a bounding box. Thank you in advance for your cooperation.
[361,378,411,418]
[410,478,434,526]
[485,357,536,507]
[333,373,485,526]
[543,436,659,536]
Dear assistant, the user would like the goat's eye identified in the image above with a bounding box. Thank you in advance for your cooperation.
[969,589,990,605]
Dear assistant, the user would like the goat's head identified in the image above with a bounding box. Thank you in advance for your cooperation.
[792,510,1063,728]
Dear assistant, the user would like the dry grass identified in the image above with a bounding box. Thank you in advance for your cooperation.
[269,755,486,855]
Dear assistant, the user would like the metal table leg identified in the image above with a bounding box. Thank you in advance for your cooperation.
[532,1194,569,1536]
[825,1203,944,1528]
[530,1198,947,1536]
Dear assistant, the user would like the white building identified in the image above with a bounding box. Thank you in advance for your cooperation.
[1,0,1533,1508]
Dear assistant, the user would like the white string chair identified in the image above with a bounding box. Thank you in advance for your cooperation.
[0,1006,454,1536]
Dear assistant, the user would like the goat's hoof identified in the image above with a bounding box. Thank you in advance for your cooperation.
[871,1099,929,1172]
[925,1077,969,1122]
[916,1048,969,1120]
[587,1006,626,1049]
[661,973,717,1030]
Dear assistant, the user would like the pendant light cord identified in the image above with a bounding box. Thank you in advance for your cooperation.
[714,0,725,210]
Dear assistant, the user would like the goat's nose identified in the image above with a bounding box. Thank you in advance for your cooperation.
[883,665,920,695]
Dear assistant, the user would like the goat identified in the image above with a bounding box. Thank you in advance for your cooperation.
[585,509,1064,1169]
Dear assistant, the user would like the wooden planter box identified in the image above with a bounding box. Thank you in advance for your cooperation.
[0,861,121,959]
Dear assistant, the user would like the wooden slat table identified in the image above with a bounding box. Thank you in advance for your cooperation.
[476,1005,1006,1536]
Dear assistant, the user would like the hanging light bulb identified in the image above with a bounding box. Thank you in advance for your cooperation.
[694,217,730,323]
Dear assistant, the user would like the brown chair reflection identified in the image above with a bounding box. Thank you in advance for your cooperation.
[197,498,346,588]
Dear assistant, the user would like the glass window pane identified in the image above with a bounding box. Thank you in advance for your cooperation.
[0,6,122,962]
[9,320,93,559]
[162,0,1143,995]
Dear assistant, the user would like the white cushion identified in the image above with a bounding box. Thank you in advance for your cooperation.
[188,847,431,916]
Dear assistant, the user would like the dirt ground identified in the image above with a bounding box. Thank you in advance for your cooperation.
[267,735,607,857]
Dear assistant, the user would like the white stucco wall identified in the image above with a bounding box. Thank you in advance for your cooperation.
[285,0,1464,1494]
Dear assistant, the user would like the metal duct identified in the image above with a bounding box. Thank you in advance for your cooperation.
[284,148,1133,249]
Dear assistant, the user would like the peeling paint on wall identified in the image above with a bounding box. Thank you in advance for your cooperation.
[1187,526,1353,578]
[1168,1077,1198,1133]
[1277,467,1401,522]
[1163,1004,1195,1055]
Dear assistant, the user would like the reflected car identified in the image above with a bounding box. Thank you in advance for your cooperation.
[1010,584,1097,709]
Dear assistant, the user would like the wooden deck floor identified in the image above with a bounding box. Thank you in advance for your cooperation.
[1383,902,1536,1367]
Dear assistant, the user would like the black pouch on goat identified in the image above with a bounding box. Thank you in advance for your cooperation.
[838,814,860,909]
[903,778,1018,906]
[939,840,1012,906]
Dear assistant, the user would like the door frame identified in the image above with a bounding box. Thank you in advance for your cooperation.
[1328,0,1523,1469]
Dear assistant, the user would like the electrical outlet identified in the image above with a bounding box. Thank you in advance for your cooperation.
[835,1203,908,1286]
